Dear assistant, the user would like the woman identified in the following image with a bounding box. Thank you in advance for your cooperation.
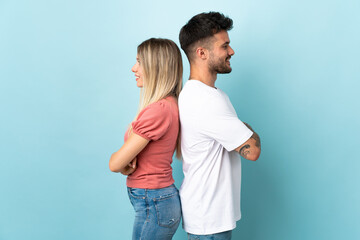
[109,38,183,240]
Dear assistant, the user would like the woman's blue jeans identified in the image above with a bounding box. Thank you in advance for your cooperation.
[127,184,182,240]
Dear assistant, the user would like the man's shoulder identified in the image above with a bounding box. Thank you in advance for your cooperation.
[180,80,224,101]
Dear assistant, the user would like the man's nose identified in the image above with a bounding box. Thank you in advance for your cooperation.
[229,46,235,56]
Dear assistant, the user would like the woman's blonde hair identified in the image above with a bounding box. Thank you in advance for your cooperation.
[131,38,183,158]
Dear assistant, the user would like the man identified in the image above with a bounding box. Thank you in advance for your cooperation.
[178,12,261,240]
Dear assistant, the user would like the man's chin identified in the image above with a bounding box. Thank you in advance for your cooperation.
[218,68,232,74]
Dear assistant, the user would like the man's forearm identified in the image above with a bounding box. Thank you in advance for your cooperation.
[250,131,261,148]
[237,122,261,161]
[243,122,261,148]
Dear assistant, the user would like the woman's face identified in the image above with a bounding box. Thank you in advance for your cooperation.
[131,55,144,88]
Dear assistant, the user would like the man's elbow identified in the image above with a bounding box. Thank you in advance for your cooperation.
[248,148,261,161]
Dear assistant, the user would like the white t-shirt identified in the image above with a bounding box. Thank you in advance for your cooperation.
[179,80,253,235]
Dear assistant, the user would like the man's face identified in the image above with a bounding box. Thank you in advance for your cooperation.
[208,30,235,74]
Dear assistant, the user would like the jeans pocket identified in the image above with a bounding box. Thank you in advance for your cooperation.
[128,188,145,199]
[127,187,146,207]
[154,192,181,228]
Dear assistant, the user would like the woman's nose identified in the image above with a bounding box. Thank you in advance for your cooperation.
[131,63,137,73]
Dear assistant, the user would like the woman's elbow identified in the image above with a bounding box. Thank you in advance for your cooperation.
[109,163,118,172]
[109,155,120,172]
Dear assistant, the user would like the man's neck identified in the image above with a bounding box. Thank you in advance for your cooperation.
[189,65,217,88]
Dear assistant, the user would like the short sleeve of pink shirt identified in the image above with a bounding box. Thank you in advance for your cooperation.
[131,101,171,141]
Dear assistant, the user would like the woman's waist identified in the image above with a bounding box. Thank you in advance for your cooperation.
[127,170,174,189]
[128,167,173,180]
[127,184,179,199]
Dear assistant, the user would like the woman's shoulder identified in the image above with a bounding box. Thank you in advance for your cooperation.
[147,96,177,111]
[138,96,177,119]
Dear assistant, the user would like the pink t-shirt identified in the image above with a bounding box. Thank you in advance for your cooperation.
[125,96,179,189]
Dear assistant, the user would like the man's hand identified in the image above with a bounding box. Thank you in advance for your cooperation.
[120,158,137,175]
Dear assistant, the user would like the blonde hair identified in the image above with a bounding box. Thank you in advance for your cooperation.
[131,38,183,158]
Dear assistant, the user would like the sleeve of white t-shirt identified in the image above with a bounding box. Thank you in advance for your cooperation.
[200,91,253,152]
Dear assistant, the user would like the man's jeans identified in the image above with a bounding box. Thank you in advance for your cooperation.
[188,230,232,240]
[127,184,182,240]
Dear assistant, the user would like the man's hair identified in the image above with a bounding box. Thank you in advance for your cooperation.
[179,12,233,60]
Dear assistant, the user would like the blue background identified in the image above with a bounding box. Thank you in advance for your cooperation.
[1,0,359,239]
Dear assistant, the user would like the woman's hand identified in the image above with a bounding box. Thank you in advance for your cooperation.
[120,158,137,175]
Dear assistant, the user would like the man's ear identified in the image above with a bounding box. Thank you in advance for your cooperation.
[195,47,208,60]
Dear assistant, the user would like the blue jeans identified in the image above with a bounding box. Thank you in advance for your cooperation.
[127,184,182,240]
[188,231,232,240]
